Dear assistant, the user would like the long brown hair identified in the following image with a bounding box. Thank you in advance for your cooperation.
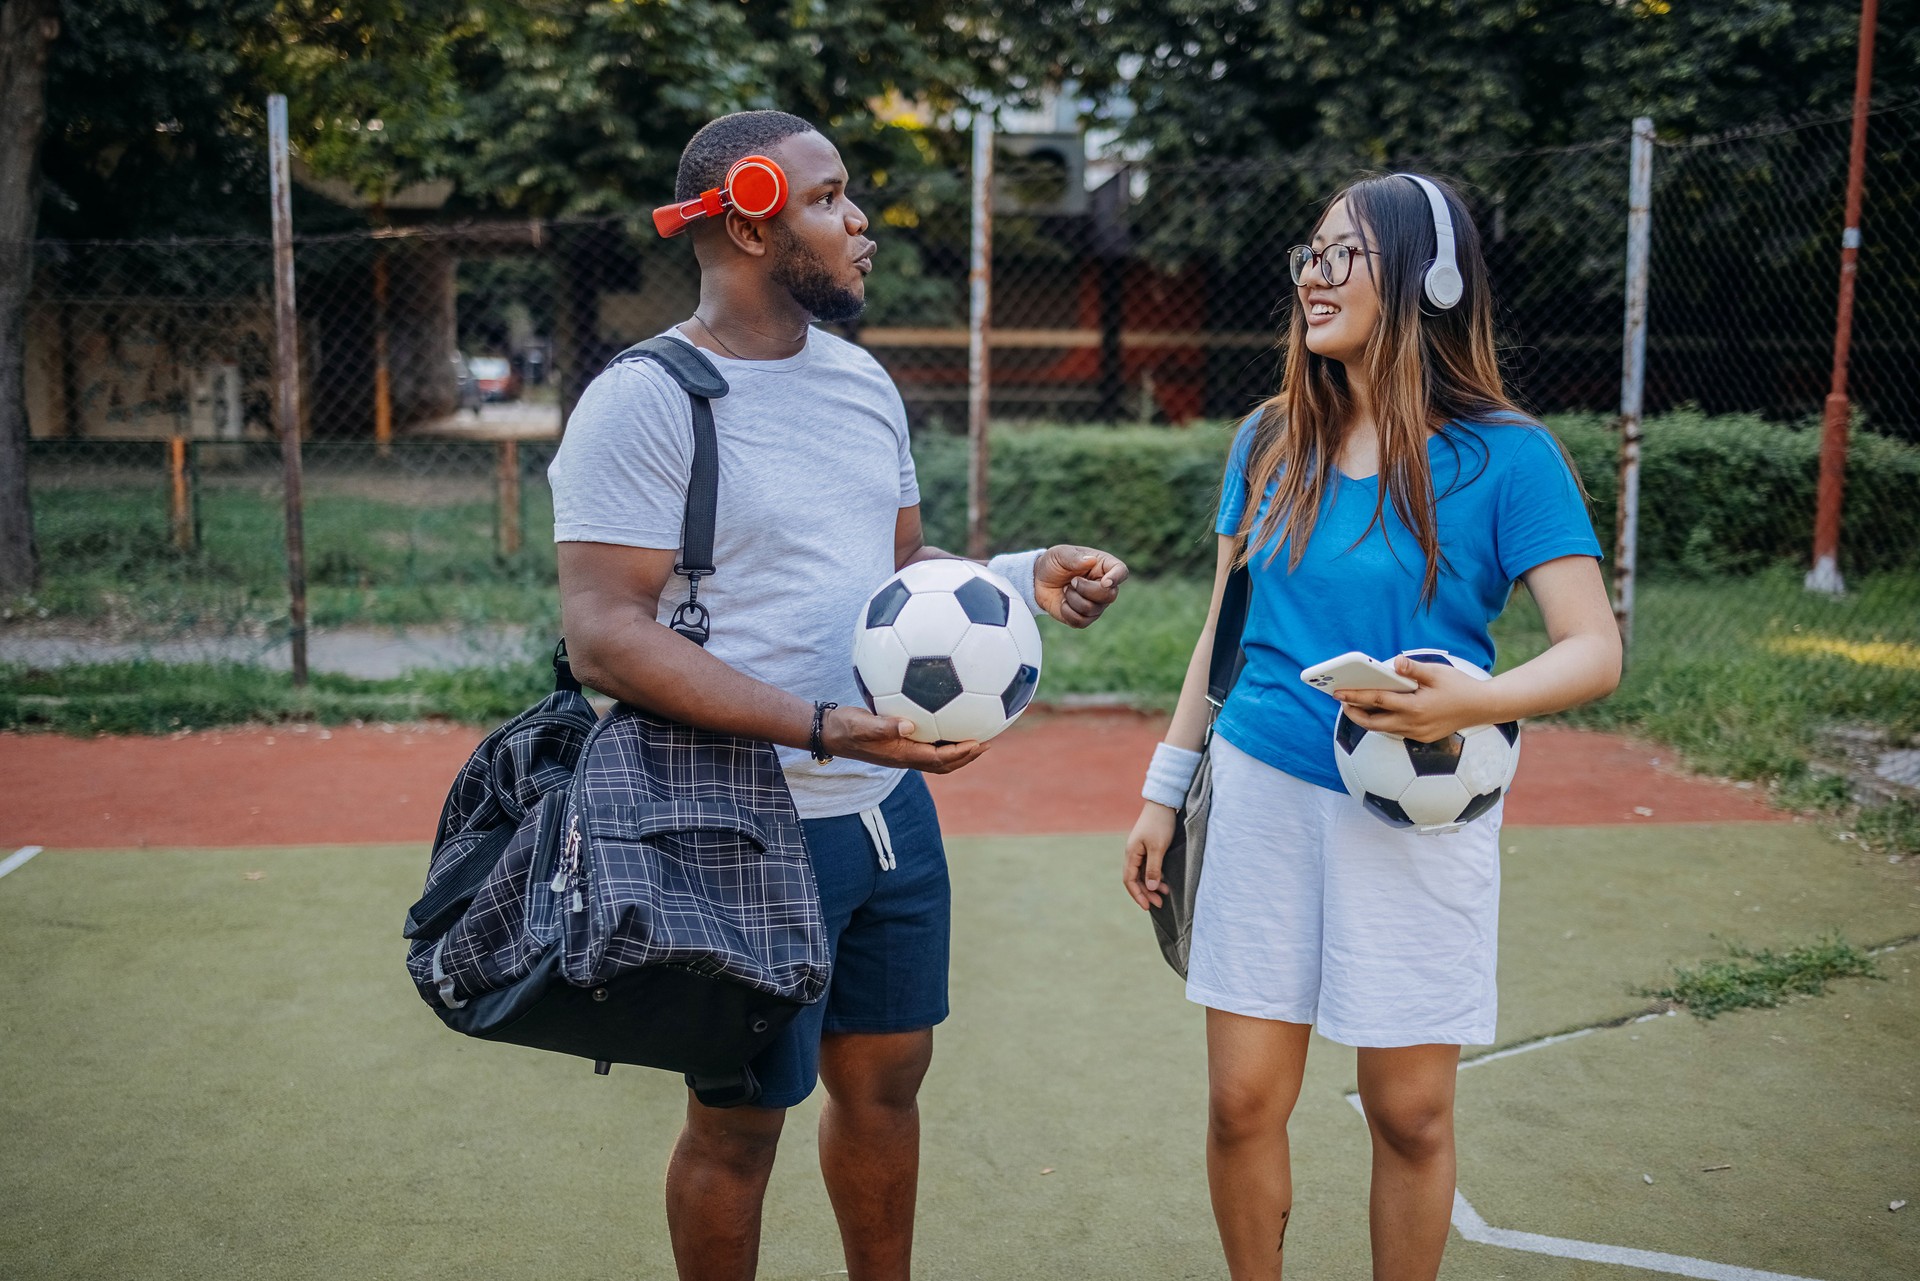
[1238,173,1528,603]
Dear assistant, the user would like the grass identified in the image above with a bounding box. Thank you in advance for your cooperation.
[1496,567,1920,779]
[18,461,557,632]
[1038,570,1920,822]
[6,569,1917,771]
[1641,935,1881,1019]
[1033,577,1213,700]
[1855,800,1920,859]
[0,659,550,735]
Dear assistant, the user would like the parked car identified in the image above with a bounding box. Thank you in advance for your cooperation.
[468,355,519,402]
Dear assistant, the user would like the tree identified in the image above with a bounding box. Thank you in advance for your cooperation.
[36,1,1074,236]
[39,0,481,239]
[17,0,1081,476]
[1053,0,1915,164]
[0,0,59,594]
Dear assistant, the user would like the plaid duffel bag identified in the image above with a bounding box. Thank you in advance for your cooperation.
[403,646,828,1107]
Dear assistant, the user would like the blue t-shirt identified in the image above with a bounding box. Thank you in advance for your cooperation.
[1213,414,1603,792]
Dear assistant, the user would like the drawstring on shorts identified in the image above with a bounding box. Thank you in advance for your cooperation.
[858,805,897,872]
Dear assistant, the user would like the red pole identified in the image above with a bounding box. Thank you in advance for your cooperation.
[1807,0,1879,595]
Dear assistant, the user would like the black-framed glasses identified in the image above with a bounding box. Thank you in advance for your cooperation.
[1287,242,1378,288]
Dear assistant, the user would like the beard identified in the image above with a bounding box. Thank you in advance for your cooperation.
[769,223,866,324]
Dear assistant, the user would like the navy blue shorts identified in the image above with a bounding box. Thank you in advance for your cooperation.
[748,771,950,1110]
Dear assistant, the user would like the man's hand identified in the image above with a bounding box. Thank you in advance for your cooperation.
[1333,654,1498,743]
[822,705,988,775]
[1033,545,1129,628]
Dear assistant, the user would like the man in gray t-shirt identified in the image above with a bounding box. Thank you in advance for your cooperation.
[551,112,1126,1279]
[552,319,924,820]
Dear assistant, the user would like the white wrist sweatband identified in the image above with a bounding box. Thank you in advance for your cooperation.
[1142,742,1204,810]
[985,548,1044,619]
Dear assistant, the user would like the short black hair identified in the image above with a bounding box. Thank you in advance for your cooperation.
[675,111,818,202]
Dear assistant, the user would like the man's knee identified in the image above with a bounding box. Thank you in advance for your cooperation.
[678,1099,787,1177]
[819,1028,933,1113]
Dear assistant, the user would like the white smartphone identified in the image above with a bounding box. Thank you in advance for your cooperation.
[1299,651,1417,694]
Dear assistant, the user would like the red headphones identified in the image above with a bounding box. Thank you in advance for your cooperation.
[651,155,790,238]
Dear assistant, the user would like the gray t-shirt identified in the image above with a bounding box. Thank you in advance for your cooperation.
[549,327,918,819]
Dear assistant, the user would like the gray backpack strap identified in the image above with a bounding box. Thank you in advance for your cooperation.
[602,335,730,645]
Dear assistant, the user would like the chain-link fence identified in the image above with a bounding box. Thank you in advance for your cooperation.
[17,436,558,646]
[12,108,1919,702]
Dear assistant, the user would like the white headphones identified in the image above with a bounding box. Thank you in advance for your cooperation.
[1394,172,1464,310]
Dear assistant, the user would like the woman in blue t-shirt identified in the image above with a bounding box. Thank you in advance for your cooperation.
[1123,174,1621,1278]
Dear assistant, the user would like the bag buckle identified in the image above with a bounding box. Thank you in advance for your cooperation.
[669,570,711,646]
[669,600,711,647]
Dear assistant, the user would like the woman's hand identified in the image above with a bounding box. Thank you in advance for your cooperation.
[822,705,988,774]
[1123,802,1178,910]
[1333,654,1497,742]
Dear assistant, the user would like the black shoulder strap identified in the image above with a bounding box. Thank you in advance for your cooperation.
[601,335,731,645]
[1206,563,1250,706]
[1206,442,1255,705]
[552,639,582,694]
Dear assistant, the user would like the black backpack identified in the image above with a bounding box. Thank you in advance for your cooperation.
[402,337,829,1108]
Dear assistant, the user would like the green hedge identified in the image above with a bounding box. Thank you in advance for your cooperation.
[912,412,1920,578]
[1549,410,1920,577]
[913,423,1240,577]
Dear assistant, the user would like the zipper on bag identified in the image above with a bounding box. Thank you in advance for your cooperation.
[561,813,585,912]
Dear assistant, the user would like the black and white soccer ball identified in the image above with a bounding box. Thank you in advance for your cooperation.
[1332,649,1521,834]
[852,560,1043,744]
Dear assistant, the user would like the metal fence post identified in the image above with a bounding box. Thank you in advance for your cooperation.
[496,439,522,557]
[372,245,393,458]
[1612,116,1654,661]
[966,112,993,561]
[166,435,196,551]
[268,94,309,686]
[1807,0,1881,597]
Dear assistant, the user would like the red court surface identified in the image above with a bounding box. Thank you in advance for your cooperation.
[1,711,1786,850]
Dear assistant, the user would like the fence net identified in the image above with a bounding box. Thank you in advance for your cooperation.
[11,109,1919,720]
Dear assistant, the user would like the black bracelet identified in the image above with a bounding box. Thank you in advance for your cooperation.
[809,701,838,764]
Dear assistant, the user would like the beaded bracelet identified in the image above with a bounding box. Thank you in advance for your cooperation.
[810,701,839,764]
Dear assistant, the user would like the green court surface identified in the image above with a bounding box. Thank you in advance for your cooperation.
[1,824,1915,1280]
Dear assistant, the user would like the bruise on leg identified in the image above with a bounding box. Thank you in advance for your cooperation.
[1277,1207,1290,1254]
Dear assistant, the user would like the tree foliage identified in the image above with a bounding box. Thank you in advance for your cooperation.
[39,0,1915,237]
[40,0,477,237]
[431,0,1034,217]
[1055,0,1916,162]
[38,0,1079,235]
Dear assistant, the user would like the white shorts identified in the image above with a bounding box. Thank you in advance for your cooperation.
[1186,734,1502,1047]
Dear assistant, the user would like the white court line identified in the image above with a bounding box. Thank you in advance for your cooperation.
[0,846,44,880]
[1341,1027,1830,1281]
[1457,1026,1595,1069]
[1334,944,1915,1279]
[1449,1192,1823,1281]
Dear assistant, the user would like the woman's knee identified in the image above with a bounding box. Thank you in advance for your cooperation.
[1204,1013,1309,1146]
[1362,1091,1453,1162]
[1207,1073,1295,1147]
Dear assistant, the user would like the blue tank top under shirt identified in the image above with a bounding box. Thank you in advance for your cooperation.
[1213,414,1603,792]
